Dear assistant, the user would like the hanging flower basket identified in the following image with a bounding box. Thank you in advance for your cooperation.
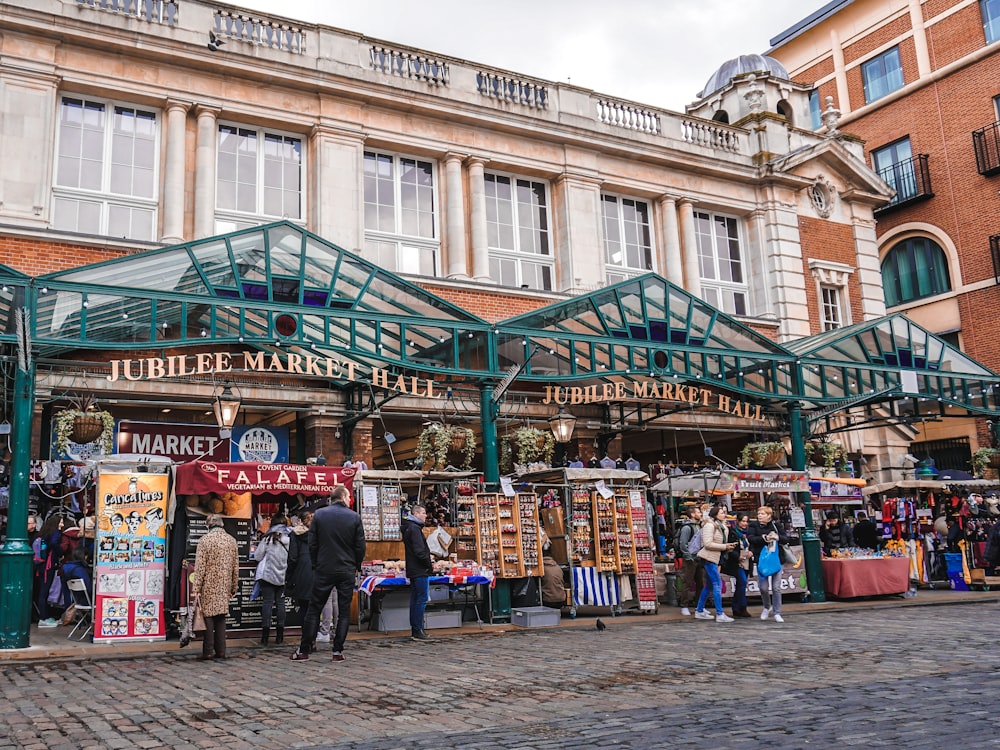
[805,440,846,469]
[54,394,115,455]
[416,423,476,470]
[738,441,785,468]
[500,427,556,473]
[971,448,1000,477]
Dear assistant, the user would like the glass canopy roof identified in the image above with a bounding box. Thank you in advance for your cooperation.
[33,222,494,377]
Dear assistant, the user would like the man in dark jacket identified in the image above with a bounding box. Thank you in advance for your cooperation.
[819,511,853,556]
[852,512,880,550]
[402,503,434,641]
[291,485,365,662]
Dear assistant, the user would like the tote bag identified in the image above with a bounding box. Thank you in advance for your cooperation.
[757,541,781,578]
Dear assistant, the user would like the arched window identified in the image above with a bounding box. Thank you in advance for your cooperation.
[712,110,730,124]
[881,237,951,306]
[776,99,793,126]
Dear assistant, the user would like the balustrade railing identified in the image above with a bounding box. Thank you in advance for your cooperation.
[679,118,741,152]
[213,10,305,53]
[596,99,660,134]
[973,121,1000,176]
[76,0,177,25]
[476,72,547,108]
[370,46,449,86]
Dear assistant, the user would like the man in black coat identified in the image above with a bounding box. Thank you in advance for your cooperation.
[291,485,365,662]
[852,512,880,550]
[402,504,434,641]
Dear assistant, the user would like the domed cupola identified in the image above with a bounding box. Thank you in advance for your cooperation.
[699,54,791,98]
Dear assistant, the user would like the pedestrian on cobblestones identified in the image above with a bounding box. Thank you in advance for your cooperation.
[254,513,290,646]
[723,512,753,618]
[675,504,705,617]
[190,514,240,660]
[291,484,366,663]
[747,506,788,623]
[403,503,434,642]
[694,503,737,623]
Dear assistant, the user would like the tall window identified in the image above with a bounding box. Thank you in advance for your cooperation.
[485,172,552,290]
[808,89,822,130]
[216,124,301,233]
[602,194,652,284]
[861,46,904,103]
[695,211,747,315]
[363,151,438,275]
[873,138,917,202]
[983,0,1000,43]
[881,237,952,307]
[53,97,157,240]
[820,285,843,331]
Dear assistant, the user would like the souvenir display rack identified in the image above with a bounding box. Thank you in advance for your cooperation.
[357,483,403,541]
[593,492,619,571]
[571,487,594,561]
[467,492,544,578]
[615,492,638,575]
[518,492,543,577]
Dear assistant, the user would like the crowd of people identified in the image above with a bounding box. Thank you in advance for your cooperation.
[27,508,96,628]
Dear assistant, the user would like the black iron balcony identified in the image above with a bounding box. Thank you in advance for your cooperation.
[874,154,933,215]
[973,121,1000,176]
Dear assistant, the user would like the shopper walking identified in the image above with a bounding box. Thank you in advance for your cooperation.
[723,512,753,618]
[402,503,434,642]
[190,514,240,660]
[254,513,290,646]
[674,503,705,616]
[291,485,366,663]
[33,515,65,627]
[693,503,737,623]
[747,506,789,623]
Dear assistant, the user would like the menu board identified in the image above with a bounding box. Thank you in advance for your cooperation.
[224,567,301,630]
[93,471,169,642]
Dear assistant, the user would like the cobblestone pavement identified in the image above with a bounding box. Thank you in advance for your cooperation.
[2,602,999,749]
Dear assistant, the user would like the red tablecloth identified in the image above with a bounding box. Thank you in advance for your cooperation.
[821,557,910,598]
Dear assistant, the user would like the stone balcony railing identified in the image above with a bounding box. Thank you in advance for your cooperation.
[75,0,178,25]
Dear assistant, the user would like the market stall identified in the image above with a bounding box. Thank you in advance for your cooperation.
[174,461,356,633]
[821,556,910,598]
[514,468,654,617]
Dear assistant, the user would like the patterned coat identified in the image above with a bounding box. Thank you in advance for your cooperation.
[190,527,239,617]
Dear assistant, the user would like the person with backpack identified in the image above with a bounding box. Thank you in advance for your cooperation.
[693,503,738,623]
[674,503,705,616]
[253,513,290,646]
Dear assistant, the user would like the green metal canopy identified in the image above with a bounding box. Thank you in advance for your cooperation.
[494,274,799,402]
[786,313,999,415]
[32,222,495,378]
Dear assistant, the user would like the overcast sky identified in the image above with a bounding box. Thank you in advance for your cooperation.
[235,0,831,111]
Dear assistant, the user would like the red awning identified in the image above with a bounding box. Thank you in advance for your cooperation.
[175,461,356,497]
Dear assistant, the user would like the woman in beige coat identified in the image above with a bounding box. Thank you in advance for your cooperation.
[190,514,239,660]
[693,503,737,623]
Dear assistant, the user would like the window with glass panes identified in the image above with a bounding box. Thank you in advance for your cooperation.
[602,194,652,283]
[695,211,747,315]
[861,47,904,103]
[485,173,552,290]
[820,285,843,331]
[881,236,952,306]
[363,151,438,276]
[984,0,1000,43]
[53,96,158,240]
[872,138,917,203]
[215,125,301,233]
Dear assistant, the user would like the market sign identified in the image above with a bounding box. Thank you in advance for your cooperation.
[175,461,356,496]
[231,424,288,463]
[724,471,811,493]
[104,350,766,419]
[116,420,229,462]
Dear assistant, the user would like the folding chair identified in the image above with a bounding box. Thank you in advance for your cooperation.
[65,578,94,641]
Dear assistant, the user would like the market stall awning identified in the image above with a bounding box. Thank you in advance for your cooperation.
[175,461,356,496]
[862,478,1000,496]
[650,470,734,495]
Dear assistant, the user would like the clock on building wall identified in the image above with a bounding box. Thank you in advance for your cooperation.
[808,176,836,219]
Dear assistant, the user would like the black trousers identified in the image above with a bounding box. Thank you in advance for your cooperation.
[299,572,354,654]
[201,614,227,658]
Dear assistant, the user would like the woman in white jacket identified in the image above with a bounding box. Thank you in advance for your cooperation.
[693,503,737,623]
[254,514,290,645]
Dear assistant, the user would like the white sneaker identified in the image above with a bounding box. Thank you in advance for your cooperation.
[316,633,331,643]
[37,618,58,628]
[760,608,770,621]
[773,614,784,623]
[680,607,691,616]
[694,610,714,620]
[715,613,734,623]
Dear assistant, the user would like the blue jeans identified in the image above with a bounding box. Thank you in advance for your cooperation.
[696,561,723,614]
[409,576,429,634]
[733,568,748,610]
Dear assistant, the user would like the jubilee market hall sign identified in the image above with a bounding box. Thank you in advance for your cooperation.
[106,351,766,422]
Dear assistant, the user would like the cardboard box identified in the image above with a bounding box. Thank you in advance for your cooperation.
[511,606,561,628]
[424,609,462,629]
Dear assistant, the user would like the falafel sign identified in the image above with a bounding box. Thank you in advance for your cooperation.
[175,461,356,497]
[93,471,169,643]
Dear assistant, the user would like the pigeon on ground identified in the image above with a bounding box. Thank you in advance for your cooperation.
[595,618,606,632]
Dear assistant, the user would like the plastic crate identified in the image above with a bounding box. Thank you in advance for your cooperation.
[948,573,970,591]
[511,606,561,628]
[377,607,410,632]
[944,553,964,574]
[424,609,462,629]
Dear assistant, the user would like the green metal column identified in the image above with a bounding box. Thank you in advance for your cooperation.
[480,383,498,484]
[0,356,36,648]
[789,401,825,602]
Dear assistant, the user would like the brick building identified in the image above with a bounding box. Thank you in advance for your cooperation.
[770,0,1000,477]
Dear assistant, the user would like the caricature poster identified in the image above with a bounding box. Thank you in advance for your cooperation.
[93,471,169,642]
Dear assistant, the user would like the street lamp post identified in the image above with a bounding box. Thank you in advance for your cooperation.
[213,384,241,438]
[789,401,825,602]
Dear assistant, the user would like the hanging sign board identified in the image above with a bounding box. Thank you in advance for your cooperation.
[117,420,229,462]
[724,471,811,493]
[230,425,288,463]
[93,470,170,643]
[175,461,356,496]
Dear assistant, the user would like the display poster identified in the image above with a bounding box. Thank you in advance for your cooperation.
[93,471,169,642]
[230,424,289,463]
